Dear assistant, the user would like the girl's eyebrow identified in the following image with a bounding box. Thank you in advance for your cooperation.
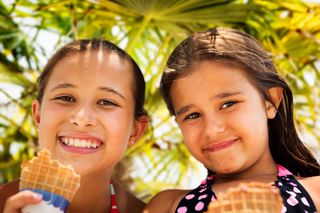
[50,83,75,91]
[99,86,126,100]
[211,91,241,100]
[175,91,241,116]
[176,105,193,116]
[50,83,125,100]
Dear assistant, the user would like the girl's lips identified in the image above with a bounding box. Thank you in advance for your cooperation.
[203,138,238,152]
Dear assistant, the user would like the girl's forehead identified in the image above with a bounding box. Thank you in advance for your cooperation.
[170,61,265,108]
[52,51,131,76]
[45,51,134,92]
[171,61,256,94]
[186,60,248,79]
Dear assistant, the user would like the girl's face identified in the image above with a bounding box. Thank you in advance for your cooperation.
[32,51,145,176]
[170,61,276,176]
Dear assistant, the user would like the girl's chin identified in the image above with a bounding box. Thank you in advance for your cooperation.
[64,161,94,176]
[207,162,242,175]
[61,159,111,177]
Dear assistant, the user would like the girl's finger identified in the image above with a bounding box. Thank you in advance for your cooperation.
[3,190,42,213]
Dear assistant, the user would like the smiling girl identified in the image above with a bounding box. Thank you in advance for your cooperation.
[144,28,320,213]
[1,39,148,213]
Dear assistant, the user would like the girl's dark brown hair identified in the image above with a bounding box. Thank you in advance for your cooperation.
[37,39,147,120]
[160,27,320,177]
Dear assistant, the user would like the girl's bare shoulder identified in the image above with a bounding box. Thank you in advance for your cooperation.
[144,189,189,213]
[298,175,320,189]
[298,176,320,210]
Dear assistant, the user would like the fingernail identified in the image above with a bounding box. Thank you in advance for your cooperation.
[33,193,43,200]
[240,185,248,191]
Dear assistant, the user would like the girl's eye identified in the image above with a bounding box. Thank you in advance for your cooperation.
[54,95,75,103]
[221,101,237,109]
[184,112,200,120]
[97,99,118,107]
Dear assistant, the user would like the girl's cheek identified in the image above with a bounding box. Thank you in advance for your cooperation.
[182,127,198,142]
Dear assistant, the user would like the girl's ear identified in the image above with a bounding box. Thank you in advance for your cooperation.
[129,115,149,146]
[32,100,41,129]
[266,87,283,119]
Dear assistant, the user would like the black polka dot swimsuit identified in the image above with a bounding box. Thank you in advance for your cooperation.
[175,165,317,213]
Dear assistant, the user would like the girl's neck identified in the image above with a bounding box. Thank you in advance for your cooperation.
[67,171,113,213]
[215,160,278,184]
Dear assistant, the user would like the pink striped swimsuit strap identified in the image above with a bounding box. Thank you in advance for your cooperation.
[110,183,119,213]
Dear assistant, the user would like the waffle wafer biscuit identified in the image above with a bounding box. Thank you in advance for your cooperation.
[206,182,283,213]
[20,149,80,201]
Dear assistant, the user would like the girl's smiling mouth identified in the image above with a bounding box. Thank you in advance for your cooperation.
[58,136,103,153]
[203,138,239,153]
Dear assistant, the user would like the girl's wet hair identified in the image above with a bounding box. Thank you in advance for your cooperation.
[37,39,147,120]
[160,27,320,177]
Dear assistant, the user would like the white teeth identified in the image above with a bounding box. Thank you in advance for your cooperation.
[80,140,86,147]
[75,139,80,146]
[61,137,100,149]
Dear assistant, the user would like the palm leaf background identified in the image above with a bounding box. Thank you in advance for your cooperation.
[0,0,319,201]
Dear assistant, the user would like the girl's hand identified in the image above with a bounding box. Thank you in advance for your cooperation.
[3,190,42,213]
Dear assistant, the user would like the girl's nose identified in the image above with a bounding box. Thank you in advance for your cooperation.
[69,105,96,127]
[204,116,226,138]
